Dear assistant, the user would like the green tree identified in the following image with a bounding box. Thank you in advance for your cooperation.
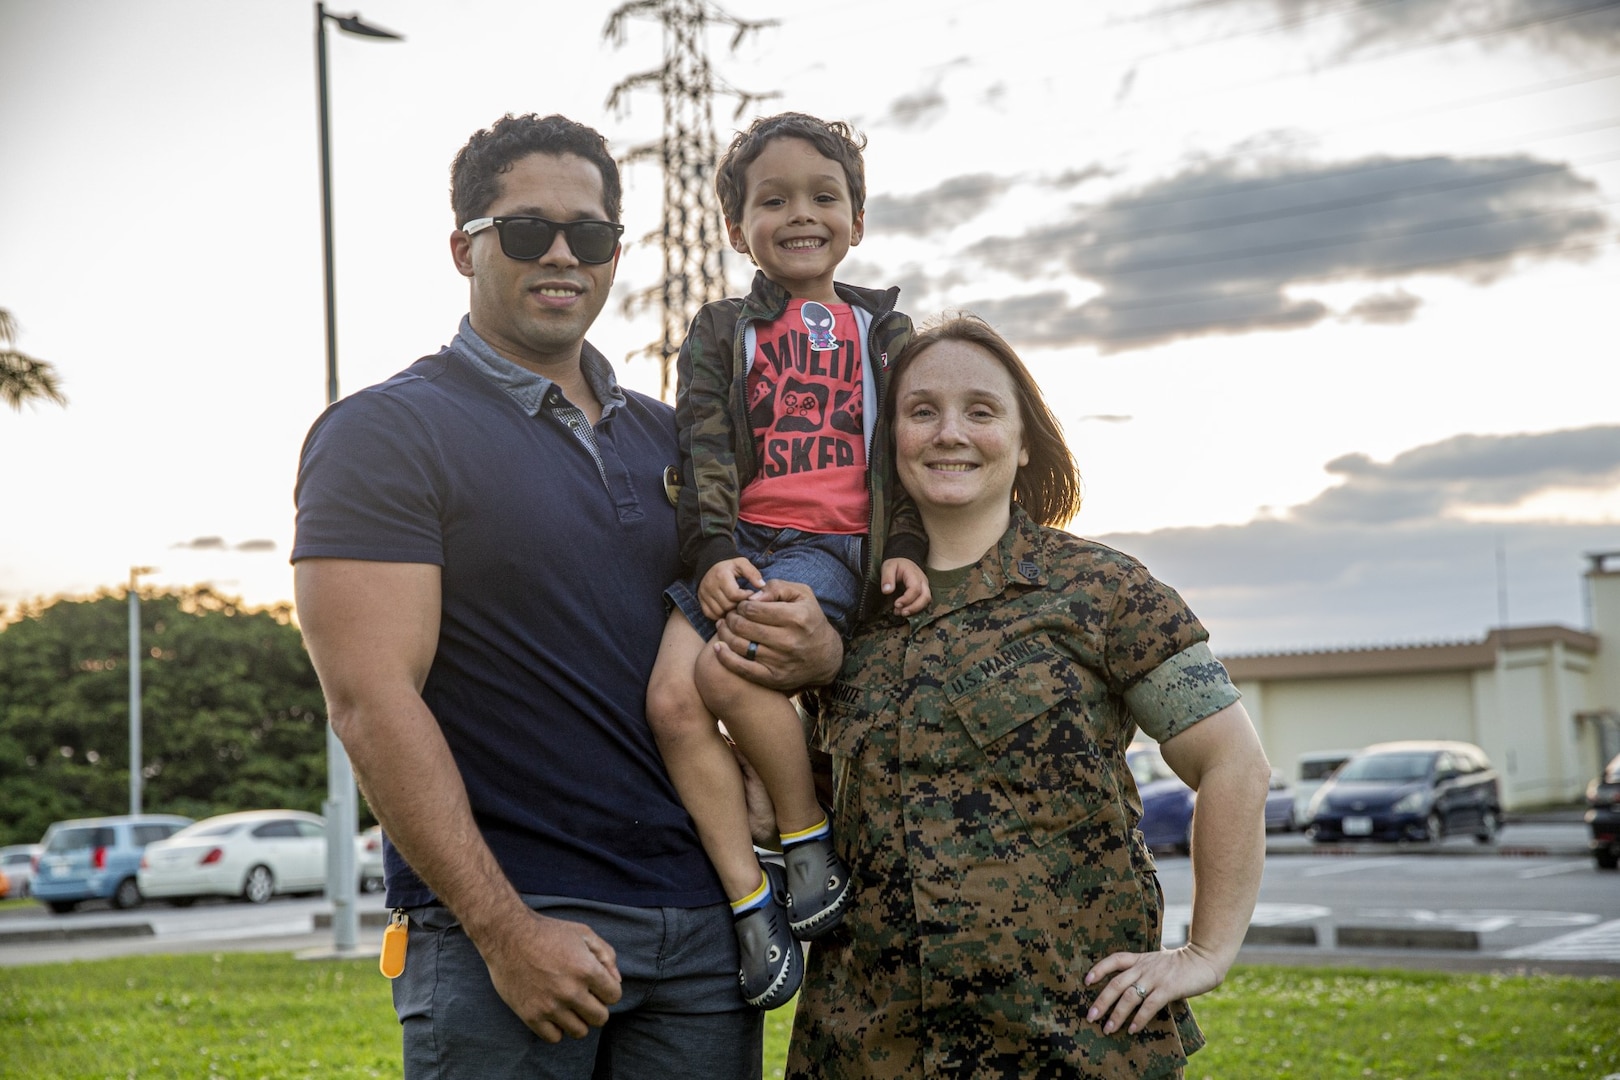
[0,587,331,845]
[1,307,66,410]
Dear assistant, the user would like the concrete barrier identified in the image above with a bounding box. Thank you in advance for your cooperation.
[0,922,155,945]
[1336,925,1480,950]
[314,910,391,931]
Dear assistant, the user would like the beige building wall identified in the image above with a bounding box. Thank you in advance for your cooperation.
[1251,672,1474,776]
[1585,562,1620,765]
[1222,625,1603,811]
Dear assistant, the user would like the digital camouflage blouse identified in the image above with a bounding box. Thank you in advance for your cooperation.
[788,507,1241,1079]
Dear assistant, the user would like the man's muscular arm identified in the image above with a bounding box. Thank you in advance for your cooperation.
[295,558,621,1042]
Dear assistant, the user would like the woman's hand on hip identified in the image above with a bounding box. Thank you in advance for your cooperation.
[1083,944,1225,1035]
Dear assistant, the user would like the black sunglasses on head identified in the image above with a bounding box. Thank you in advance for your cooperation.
[461,216,624,264]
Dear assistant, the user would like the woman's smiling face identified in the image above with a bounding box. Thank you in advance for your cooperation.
[894,338,1029,523]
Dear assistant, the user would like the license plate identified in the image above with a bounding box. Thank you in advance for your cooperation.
[49,863,69,877]
[1344,816,1373,836]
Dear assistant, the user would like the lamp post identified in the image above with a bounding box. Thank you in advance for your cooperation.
[315,2,401,953]
[128,565,156,816]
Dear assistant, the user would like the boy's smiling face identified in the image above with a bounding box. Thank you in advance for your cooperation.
[727,136,863,305]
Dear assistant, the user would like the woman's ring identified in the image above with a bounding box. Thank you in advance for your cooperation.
[1134,984,1148,999]
[746,641,759,661]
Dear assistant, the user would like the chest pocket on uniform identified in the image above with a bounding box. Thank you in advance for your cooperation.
[945,639,1121,847]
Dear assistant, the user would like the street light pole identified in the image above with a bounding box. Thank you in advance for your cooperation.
[314,2,402,953]
[128,565,156,817]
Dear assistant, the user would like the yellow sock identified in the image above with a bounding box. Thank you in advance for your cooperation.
[729,870,771,914]
[780,816,830,847]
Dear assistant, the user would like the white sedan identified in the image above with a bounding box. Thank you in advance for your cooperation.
[138,810,328,905]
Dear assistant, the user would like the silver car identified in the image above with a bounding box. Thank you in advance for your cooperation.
[1,844,43,899]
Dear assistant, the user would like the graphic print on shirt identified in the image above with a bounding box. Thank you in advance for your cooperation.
[740,299,869,536]
[801,301,838,352]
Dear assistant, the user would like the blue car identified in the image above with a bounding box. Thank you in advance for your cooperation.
[1128,745,1195,854]
[32,814,193,913]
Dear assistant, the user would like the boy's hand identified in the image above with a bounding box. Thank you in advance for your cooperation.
[698,557,766,620]
[881,557,931,616]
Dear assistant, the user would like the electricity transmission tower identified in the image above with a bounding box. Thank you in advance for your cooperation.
[605,1,776,400]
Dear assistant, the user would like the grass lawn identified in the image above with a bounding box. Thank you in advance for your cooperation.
[2,953,1616,1078]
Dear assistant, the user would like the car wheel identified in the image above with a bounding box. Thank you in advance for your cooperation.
[110,876,143,910]
[46,900,78,914]
[1598,849,1619,871]
[1426,811,1445,842]
[1474,808,1501,844]
[360,876,384,894]
[243,865,275,905]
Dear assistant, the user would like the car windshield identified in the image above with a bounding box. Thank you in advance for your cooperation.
[173,821,243,839]
[44,826,114,853]
[1337,752,1434,783]
[1128,751,1174,786]
[1299,758,1348,782]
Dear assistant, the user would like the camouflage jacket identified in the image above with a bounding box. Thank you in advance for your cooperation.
[789,507,1241,1079]
[673,271,925,624]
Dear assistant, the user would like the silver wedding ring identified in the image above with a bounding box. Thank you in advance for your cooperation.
[746,641,759,662]
[1134,984,1148,999]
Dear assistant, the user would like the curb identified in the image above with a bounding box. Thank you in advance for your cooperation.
[313,911,391,930]
[0,922,155,945]
[1265,841,1590,859]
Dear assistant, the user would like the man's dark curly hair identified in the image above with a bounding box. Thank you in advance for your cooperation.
[450,113,622,227]
[714,113,867,226]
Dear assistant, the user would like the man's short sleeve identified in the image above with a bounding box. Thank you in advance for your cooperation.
[292,390,447,566]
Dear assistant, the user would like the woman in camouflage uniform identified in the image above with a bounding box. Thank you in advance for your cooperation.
[787,315,1272,1079]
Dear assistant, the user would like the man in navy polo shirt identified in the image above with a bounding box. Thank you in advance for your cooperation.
[293,113,840,1080]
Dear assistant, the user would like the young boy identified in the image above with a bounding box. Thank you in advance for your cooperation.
[646,113,931,1010]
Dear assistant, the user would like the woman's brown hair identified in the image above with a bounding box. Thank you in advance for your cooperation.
[892,314,1081,527]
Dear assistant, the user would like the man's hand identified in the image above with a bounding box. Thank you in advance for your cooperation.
[880,557,931,616]
[698,557,766,621]
[713,579,842,690]
[478,909,623,1043]
[731,740,780,847]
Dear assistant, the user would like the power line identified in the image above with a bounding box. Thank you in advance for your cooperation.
[1075,234,1620,344]
[1058,231,1620,320]
[1117,0,1620,111]
[1063,234,1620,346]
[1073,193,1620,278]
[975,144,1620,259]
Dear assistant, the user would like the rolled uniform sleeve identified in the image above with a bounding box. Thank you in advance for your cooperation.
[1125,642,1241,744]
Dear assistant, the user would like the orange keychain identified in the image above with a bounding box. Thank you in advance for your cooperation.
[380,909,408,979]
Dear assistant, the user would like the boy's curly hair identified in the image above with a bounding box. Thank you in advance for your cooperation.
[714,113,867,225]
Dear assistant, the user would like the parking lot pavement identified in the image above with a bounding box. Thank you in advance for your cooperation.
[0,892,390,965]
[2,818,1600,968]
[1265,818,1589,858]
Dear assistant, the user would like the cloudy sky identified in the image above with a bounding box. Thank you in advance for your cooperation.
[2,0,1616,654]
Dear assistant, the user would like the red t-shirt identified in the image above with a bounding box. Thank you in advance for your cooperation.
[737,299,869,536]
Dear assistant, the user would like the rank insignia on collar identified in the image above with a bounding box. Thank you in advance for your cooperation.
[1018,559,1040,581]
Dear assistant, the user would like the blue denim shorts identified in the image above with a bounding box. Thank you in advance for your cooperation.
[665,520,864,639]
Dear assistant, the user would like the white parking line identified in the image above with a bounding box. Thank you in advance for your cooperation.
[1300,858,1405,878]
[1516,860,1595,879]
[1503,918,1620,961]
